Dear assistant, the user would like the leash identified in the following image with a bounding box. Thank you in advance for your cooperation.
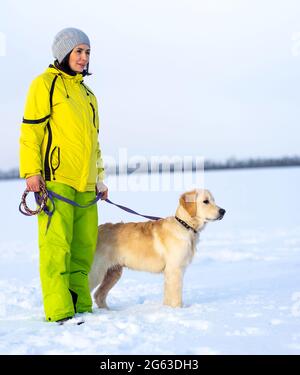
[19,187,162,230]
[104,198,162,221]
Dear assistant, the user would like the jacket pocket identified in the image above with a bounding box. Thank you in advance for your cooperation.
[50,146,61,180]
[89,103,96,129]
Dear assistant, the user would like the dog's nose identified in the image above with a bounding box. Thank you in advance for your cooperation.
[219,208,226,216]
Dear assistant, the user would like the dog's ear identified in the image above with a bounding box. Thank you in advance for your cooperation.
[179,190,198,217]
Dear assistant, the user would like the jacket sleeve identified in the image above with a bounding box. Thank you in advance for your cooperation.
[19,76,51,178]
[94,98,105,182]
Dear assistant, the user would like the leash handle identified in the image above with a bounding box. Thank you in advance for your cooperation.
[19,186,49,216]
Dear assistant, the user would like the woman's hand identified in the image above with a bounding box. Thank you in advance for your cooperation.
[26,175,45,192]
[96,181,108,200]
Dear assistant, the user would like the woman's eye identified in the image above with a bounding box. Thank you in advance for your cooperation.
[203,200,209,204]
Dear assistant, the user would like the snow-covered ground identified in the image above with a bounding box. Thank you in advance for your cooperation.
[0,167,300,354]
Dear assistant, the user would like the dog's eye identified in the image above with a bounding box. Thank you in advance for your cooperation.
[203,200,209,204]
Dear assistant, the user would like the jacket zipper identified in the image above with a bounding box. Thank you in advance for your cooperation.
[80,81,97,130]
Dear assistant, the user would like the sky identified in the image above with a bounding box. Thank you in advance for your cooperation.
[0,0,300,170]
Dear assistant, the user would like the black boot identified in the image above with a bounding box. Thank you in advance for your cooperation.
[56,316,73,325]
[56,316,84,326]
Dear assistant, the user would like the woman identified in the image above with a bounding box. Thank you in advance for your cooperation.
[19,27,108,324]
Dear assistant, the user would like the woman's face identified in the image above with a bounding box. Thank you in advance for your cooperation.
[69,44,90,73]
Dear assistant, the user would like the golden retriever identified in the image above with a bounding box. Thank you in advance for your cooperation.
[89,189,225,308]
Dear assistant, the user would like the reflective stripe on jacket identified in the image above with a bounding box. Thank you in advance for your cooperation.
[19,64,105,192]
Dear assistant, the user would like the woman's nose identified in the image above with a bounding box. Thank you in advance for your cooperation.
[81,53,89,62]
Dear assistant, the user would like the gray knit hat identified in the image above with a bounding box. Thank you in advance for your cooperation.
[52,27,90,63]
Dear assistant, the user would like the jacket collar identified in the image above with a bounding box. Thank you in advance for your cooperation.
[46,64,84,83]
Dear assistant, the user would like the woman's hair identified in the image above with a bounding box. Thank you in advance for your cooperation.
[54,50,92,77]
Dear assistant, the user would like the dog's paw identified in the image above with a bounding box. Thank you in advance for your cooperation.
[96,301,110,309]
[163,300,183,308]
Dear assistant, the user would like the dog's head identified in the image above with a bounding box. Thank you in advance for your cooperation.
[177,189,226,225]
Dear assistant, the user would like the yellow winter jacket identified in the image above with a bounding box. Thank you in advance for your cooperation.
[19,64,105,192]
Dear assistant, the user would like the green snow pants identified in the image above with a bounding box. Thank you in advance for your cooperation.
[38,181,98,322]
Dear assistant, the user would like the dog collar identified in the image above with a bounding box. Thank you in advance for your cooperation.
[175,216,198,234]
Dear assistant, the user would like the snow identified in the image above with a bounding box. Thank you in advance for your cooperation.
[1,167,300,354]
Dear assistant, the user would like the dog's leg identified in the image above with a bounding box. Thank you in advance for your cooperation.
[94,265,123,309]
[89,262,108,292]
[163,267,183,308]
